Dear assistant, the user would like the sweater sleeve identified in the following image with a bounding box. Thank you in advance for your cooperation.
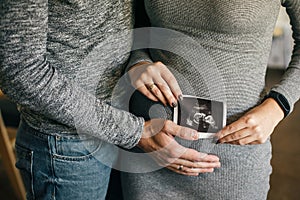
[0,0,144,149]
[272,0,300,112]
[126,0,153,71]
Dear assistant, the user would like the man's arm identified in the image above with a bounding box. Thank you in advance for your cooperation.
[0,0,144,149]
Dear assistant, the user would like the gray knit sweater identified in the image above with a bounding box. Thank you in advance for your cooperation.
[0,0,144,149]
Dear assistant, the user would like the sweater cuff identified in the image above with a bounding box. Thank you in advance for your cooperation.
[270,87,294,116]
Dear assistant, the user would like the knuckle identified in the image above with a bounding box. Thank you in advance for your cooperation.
[229,134,236,140]
[237,140,245,145]
[164,74,175,82]
[194,162,204,168]
[257,133,264,141]
[164,120,172,128]
[253,125,261,133]
[160,83,169,91]
[154,61,163,66]
[245,116,256,126]
[184,168,192,173]
[257,138,264,144]
[140,73,149,81]
[146,67,155,74]
[151,88,160,96]
[168,150,179,158]
[165,157,175,164]
[236,133,242,139]
[179,130,185,137]
[227,125,234,132]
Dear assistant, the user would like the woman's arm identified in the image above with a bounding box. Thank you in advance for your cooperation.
[217,0,300,144]
[271,0,300,111]
[127,0,183,107]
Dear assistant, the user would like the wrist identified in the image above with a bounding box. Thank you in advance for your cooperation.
[263,91,290,118]
[130,61,152,70]
[262,98,284,121]
[137,121,149,149]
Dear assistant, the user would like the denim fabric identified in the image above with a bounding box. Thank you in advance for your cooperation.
[15,120,114,200]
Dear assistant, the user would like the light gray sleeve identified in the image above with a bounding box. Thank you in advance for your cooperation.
[126,49,153,72]
[126,0,153,72]
[0,0,144,149]
[272,0,300,112]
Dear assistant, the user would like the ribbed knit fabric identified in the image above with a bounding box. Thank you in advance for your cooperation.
[122,0,300,199]
[0,0,145,149]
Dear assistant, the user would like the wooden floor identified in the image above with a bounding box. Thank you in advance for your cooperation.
[0,69,299,200]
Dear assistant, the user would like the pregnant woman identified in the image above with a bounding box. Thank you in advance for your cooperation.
[122,0,300,199]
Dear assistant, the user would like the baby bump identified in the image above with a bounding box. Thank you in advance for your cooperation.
[129,89,272,171]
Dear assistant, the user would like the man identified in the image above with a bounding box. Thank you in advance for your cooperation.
[0,1,219,199]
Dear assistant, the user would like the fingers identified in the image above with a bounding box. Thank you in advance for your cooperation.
[160,68,182,100]
[228,135,268,145]
[128,61,182,107]
[164,120,199,140]
[216,116,250,140]
[180,147,220,163]
[152,147,220,176]
[138,84,159,102]
[153,77,178,107]
[218,127,251,144]
[140,127,221,177]
[167,165,215,176]
[220,125,267,145]
[160,138,220,164]
[166,166,200,176]
[153,61,182,102]
[166,157,220,175]
[146,83,168,106]
[216,111,272,145]
[175,158,221,169]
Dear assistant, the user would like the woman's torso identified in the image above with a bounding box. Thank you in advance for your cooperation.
[144,0,281,122]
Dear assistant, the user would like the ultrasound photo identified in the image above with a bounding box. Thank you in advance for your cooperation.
[173,95,226,138]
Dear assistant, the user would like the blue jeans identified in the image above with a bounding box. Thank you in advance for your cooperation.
[15,120,113,200]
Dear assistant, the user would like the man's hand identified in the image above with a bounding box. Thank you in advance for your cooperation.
[140,119,221,176]
[216,98,284,145]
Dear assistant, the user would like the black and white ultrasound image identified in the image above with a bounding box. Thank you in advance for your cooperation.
[177,96,225,133]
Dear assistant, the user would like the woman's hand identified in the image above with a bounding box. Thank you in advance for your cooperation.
[216,98,285,145]
[128,61,182,107]
[140,119,221,176]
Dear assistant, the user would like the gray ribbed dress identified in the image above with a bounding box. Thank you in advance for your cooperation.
[122,0,300,199]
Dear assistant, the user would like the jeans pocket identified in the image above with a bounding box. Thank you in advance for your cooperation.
[15,144,34,199]
[52,135,103,162]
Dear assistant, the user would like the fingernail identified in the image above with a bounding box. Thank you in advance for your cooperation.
[172,102,177,107]
[178,94,183,101]
[213,135,219,142]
